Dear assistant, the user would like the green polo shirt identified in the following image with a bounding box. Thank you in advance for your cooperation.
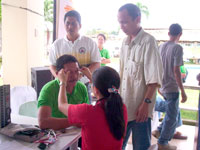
[38,79,89,118]
[99,48,110,66]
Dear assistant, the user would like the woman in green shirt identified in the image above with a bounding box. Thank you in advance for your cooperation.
[97,34,111,66]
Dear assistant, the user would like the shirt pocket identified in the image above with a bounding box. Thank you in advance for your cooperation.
[127,60,142,79]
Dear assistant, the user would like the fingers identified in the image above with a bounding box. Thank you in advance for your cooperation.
[58,69,70,82]
[80,67,91,76]
[181,98,187,103]
[136,116,148,123]
[136,112,148,123]
[65,70,70,80]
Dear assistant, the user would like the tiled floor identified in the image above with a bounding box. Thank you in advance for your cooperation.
[125,125,197,150]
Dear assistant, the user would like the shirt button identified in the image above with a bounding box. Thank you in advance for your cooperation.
[125,68,127,70]
[123,88,125,90]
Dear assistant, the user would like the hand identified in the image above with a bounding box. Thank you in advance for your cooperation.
[181,73,186,79]
[80,67,92,81]
[57,69,70,85]
[181,91,187,103]
[135,102,149,122]
[197,73,200,85]
[101,57,106,61]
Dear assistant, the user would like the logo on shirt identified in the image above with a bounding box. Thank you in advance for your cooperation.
[79,47,86,54]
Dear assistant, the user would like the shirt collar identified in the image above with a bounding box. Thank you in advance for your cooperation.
[125,28,144,45]
[56,79,77,95]
[64,35,82,43]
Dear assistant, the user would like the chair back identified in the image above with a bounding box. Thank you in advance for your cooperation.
[11,86,37,114]
[19,101,38,118]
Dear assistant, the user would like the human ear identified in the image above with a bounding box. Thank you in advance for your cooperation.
[93,86,100,97]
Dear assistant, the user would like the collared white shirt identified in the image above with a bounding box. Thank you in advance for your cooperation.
[119,29,163,121]
[49,35,101,66]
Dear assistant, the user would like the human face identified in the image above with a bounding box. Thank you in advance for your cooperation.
[97,35,105,47]
[63,62,79,88]
[118,9,140,36]
[64,16,81,37]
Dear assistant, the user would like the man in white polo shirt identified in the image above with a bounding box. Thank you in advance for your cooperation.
[49,10,101,103]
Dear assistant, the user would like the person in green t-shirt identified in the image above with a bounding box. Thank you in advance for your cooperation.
[38,55,89,130]
[97,34,111,66]
[180,65,188,83]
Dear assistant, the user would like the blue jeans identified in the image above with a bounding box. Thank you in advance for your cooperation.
[156,93,180,145]
[155,96,182,128]
[122,118,151,150]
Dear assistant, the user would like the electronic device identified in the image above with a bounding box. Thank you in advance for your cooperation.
[31,67,54,98]
[0,85,11,128]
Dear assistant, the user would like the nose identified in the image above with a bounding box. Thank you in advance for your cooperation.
[120,23,125,30]
[68,24,73,30]
[70,72,78,80]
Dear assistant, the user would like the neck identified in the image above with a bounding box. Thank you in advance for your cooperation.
[67,34,79,43]
[130,27,141,40]
[169,37,179,43]
[98,45,103,50]
[66,86,74,94]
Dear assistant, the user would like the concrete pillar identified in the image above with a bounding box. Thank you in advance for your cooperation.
[2,0,44,87]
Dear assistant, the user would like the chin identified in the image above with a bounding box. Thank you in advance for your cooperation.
[69,81,77,87]
[123,30,129,35]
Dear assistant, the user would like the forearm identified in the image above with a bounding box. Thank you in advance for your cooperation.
[144,83,158,100]
[139,83,158,108]
[174,67,184,92]
[58,84,70,115]
[39,117,70,130]
[85,72,92,82]
[88,62,100,73]
[50,65,57,78]
[101,59,111,64]
[136,83,158,122]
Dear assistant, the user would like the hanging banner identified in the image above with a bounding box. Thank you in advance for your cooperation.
[54,0,74,41]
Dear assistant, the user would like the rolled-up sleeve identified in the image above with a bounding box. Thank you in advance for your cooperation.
[144,37,163,86]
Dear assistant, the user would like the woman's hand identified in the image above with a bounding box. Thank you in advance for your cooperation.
[57,69,70,85]
[80,67,92,82]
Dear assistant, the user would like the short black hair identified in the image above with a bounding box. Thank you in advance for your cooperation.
[169,23,182,36]
[97,34,106,41]
[56,55,79,71]
[64,10,81,24]
[119,3,141,20]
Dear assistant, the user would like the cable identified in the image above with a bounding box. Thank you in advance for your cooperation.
[1,2,43,17]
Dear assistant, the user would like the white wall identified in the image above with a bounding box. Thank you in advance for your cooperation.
[2,0,44,87]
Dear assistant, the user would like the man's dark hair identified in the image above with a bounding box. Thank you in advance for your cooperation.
[97,33,106,41]
[64,10,81,24]
[56,55,79,71]
[169,23,182,36]
[119,3,141,20]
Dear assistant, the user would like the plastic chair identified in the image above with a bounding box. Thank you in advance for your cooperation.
[19,101,38,118]
[11,86,37,115]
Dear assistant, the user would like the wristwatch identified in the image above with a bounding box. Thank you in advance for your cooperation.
[59,81,66,86]
[144,98,152,104]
